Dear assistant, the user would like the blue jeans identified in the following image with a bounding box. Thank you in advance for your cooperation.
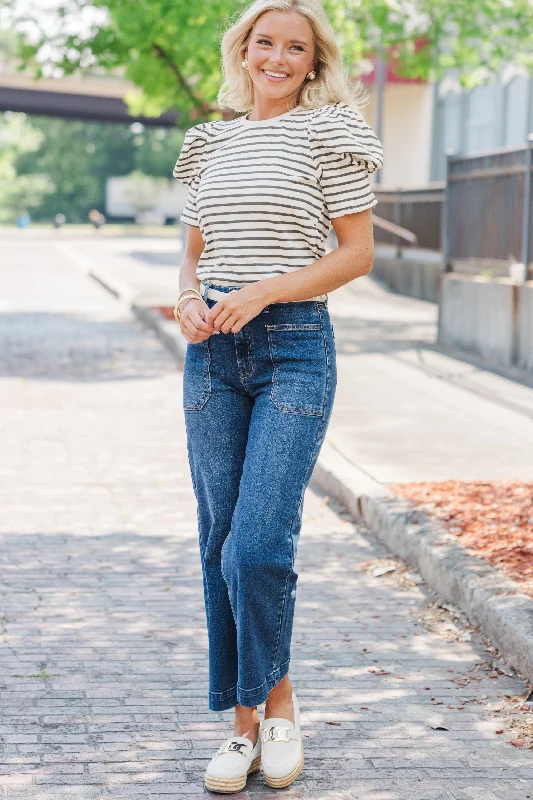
[183,282,337,711]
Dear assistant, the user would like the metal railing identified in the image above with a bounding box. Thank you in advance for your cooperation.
[443,135,533,272]
[373,185,444,252]
[372,214,418,245]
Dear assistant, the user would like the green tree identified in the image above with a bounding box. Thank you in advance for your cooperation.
[10,0,533,125]
[0,112,55,221]
[12,115,184,222]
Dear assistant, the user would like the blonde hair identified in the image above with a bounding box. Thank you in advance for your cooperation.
[217,0,368,116]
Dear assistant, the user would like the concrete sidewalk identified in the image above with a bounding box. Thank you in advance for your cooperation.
[327,276,533,482]
[52,232,533,484]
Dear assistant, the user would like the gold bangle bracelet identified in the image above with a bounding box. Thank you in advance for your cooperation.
[174,290,203,323]
[177,288,203,300]
[175,296,200,323]
[176,289,202,301]
[176,290,203,308]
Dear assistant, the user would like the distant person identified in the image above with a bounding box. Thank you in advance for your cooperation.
[54,213,66,229]
[172,0,383,792]
[16,212,31,229]
[88,209,105,229]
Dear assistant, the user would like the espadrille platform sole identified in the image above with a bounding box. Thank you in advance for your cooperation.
[263,748,304,788]
[205,754,261,793]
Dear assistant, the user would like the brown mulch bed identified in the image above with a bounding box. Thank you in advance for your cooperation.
[387,481,533,599]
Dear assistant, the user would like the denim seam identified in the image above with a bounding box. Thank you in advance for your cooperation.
[210,684,239,699]
[208,657,292,702]
[288,495,304,563]
[220,534,238,627]
[271,404,328,671]
[289,513,296,563]
[183,339,212,411]
[201,559,214,656]
[319,305,334,397]
[274,438,324,663]
[318,316,329,415]
[185,437,204,559]
[242,325,254,381]
[270,569,293,674]
[266,323,321,331]
[233,328,254,389]
[270,331,331,669]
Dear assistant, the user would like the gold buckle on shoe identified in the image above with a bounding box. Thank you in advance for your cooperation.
[262,725,291,743]
[218,740,248,757]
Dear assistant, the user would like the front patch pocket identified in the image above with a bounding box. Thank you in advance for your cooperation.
[267,323,327,416]
[183,340,211,411]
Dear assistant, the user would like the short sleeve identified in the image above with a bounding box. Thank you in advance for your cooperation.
[172,125,209,227]
[309,102,384,219]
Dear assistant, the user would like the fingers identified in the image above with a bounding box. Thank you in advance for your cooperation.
[219,314,240,334]
[182,297,250,340]
[180,299,213,335]
[208,305,235,333]
[181,319,213,343]
[207,301,252,334]
[188,301,214,333]
[206,300,231,329]
[180,301,216,341]
[181,328,211,344]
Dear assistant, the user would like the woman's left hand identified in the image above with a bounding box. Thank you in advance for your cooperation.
[204,285,270,334]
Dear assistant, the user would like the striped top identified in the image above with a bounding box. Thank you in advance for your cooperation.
[173,101,383,287]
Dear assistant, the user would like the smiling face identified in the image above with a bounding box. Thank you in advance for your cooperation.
[245,10,316,106]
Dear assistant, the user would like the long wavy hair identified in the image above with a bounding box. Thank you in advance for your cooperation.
[217,0,368,116]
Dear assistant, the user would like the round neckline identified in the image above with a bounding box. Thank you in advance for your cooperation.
[240,105,303,126]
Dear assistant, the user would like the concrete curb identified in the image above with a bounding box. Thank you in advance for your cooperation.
[311,439,392,512]
[132,303,186,365]
[84,264,533,686]
[75,257,188,364]
[361,493,533,684]
[312,443,533,685]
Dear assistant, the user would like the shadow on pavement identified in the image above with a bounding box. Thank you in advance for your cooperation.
[0,312,176,382]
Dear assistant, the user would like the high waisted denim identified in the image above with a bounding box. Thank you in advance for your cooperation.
[183,282,337,711]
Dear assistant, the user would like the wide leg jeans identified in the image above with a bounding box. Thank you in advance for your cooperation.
[183,283,337,711]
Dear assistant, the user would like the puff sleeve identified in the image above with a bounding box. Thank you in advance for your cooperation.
[172,125,209,227]
[309,102,384,219]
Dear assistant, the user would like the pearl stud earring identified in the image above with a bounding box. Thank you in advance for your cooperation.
[242,59,249,69]
[306,71,316,80]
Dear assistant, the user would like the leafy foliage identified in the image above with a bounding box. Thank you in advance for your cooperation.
[8,0,533,125]
[4,112,184,222]
[324,0,533,84]
[0,112,54,220]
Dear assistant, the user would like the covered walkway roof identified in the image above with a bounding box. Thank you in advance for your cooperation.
[0,73,178,126]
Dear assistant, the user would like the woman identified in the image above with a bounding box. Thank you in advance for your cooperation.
[173,0,383,792]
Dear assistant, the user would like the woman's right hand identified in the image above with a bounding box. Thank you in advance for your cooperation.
[179,298,219,344]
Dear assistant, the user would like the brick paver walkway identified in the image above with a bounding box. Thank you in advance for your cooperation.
[1,241,533,799]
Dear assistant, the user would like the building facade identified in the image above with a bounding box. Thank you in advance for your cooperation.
[363,62,533,188]
[431,66,533,181]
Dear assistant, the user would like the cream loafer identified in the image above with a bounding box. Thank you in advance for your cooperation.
[260,691,304,788]
[204,734,261,793]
